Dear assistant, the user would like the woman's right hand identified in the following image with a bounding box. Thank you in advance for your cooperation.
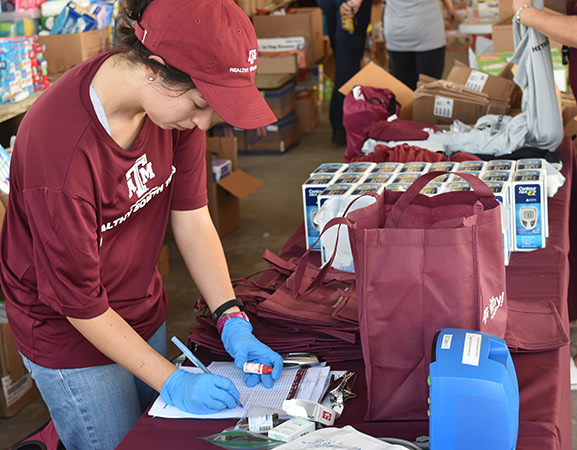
[160,368,240,414]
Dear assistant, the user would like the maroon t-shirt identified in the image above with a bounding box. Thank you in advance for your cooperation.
[0,51,207,368]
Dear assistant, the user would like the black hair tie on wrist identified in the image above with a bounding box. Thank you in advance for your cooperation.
[211,298,245,323]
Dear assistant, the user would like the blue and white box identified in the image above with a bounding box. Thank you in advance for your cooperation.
[371,162,403,174]
[342,162,376,174]
[511,169,547,251]
[302,173,336,251]
[310,162,347,176]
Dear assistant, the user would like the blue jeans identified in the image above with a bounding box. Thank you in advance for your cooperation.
[21,323,167,450]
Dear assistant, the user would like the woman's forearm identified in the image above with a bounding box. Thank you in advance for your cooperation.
[68,307,176,392]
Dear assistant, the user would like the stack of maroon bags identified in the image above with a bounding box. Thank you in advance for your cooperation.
[189,248,362,363]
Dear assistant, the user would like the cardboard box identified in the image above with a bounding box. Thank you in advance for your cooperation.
[38,27,110,76]
[447,61,516,102]
[206,137,263,237]
[258,37,307,68]
[412,79,509,125]
[0,317,39,417]
[210,125,248,152]
[252,8,325,65]
[258,54,298,75]
[262,81,297,119]
[295,88,319,134]
[338,61,414,121]
[492,14,562,53]
[245,110,301,153]
[500,0,565,19]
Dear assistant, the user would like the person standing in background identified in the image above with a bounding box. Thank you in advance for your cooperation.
[383,0,457,90]
[318,0,372,146]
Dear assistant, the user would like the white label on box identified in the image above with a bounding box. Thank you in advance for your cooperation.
[433,96,454,118]
[1,373,33,407]
[465,70,489,92]
[441,334,452,350]
[462,333,482,367]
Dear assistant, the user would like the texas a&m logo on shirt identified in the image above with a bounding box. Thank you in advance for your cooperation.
[126,154,156,198]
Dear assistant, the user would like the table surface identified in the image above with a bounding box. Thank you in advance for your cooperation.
[117,139,575,450]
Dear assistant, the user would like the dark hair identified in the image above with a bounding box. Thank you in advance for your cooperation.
[115,0,196,92]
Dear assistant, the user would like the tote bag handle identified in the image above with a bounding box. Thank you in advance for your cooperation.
[387,170,495,228]
[292,192,380,298]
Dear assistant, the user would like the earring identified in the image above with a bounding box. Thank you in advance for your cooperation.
[148,76,154,81]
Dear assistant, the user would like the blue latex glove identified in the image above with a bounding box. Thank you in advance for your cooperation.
[221,318,283,388]
[160,368,240,414]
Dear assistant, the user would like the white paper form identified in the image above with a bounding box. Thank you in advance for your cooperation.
[148,362,331,419]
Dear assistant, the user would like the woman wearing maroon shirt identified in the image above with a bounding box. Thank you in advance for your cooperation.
[0,1,283,448]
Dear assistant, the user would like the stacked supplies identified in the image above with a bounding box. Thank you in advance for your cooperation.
[189,249,362,364]
[0,35,48,103]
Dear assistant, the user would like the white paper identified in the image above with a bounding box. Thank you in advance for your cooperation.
[273,425,410,449]
[148,362,331,419]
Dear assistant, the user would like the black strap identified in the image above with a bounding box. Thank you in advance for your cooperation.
[211,298,245,323]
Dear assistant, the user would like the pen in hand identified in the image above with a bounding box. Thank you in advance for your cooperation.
[170,336,244,408]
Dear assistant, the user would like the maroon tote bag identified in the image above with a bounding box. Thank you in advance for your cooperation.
[344,171,508,421]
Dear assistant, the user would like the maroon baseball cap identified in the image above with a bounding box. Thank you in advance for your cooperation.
[134,0,276,129]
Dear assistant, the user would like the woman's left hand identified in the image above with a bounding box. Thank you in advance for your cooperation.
[512,0,532,14]
[220,317,284,388]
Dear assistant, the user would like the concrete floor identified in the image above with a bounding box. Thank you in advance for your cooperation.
[2,100,577,449]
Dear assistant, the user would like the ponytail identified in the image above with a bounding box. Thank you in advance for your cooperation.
[115,0,195,92]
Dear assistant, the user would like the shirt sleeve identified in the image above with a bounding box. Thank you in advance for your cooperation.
[170,128,208,211]
[23,186,109,319]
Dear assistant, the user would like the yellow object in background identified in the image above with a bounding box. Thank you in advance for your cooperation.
[340,3,354,34]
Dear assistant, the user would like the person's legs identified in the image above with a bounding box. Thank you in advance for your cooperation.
[415,46,446,81]
[331,0,372,141]
[21,323,167,450]
[388,50,418,90]
[22,356,143,450]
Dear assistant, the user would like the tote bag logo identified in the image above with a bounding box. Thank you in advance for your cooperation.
[483,291,505,324]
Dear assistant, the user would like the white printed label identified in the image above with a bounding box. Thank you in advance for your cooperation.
[434,96,454,118]
[1,373,33,407]
[465,70,489,92]
[248,415,274,433]
[441,334,453,349]
[462,332,482,366]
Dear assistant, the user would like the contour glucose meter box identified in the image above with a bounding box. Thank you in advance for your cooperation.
[516,158,549,237]
[302,173,336,251]
[399,161,431,174]
[511,169,547,251]
[455,160,486,173]
[310,162,347,176]
[333,173,366,185]
[363,172,394,186]
[484,180,512,266]
[429,161,458,172]
[371,162,403,174]
[341,162,376,175]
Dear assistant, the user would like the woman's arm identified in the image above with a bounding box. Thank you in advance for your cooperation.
[170,206,238,315]
[513,0,577,47]
[442,0,457,23]
[68,307,176,392]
